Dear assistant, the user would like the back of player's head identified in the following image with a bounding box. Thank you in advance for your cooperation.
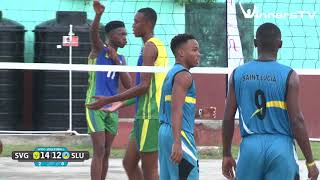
[137,7,157,28]
[255,23,282,52]
[105,20,125,34]
[170,34,196,56]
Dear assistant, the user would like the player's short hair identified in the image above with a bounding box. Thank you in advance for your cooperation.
[137,7,157,28]
[170,33,196,55]
[104,21,125,34]
[256,23,281,51]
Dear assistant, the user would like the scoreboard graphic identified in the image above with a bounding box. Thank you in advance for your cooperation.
[12,147,89,167]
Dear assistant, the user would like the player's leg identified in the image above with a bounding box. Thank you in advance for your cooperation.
[179,130,199,180]
[159,124,199,180]
[140,152,159,180]
[236,135,264,180]
[101,112,119,180]
[122,123,143,180]
[86,108,108,180]
[100,132,115,180]
[136,119,160,180]
[158,123,170,180]
[264,135,299,180]
[90,132,106,180]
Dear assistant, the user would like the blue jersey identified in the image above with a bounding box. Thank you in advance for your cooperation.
[85,48,123,108]
[233,60,293,137]
[135,48,143,113]
[159,64,196,133]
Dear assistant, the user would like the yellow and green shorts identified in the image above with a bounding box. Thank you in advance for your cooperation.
[129,118,159,152]
[85,108,119,135]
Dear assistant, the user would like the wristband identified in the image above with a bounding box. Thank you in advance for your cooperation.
[306,161,316,167]
[124,98,135,106]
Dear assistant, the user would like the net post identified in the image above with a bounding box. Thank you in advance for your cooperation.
[68,24,73,132]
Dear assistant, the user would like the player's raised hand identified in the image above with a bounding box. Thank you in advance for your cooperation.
[106,46,120,64]
[171,142,183,164]
[222,156,236,180]
[93,0,105,15]
[86,96,109,110]
[307,163,319,180]
[100,101,124,112]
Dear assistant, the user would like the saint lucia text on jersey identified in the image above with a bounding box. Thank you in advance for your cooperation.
[242,74,277,82]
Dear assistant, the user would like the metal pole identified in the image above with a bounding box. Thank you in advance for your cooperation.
[68,24,73,132]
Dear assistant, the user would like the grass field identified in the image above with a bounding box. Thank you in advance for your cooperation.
[1,142,319,160]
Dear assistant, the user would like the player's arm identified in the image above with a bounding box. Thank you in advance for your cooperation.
[106,41,157,100]
[103,47,132,89]
[118,56,132,89]
[89,0,105,59]
[222,73,237,179]
[222,74,237,157]
[100,98,136,113]
[170,71,192,164]
[286,71,318,179]
[0,139,2,154]
[86,42,157,110]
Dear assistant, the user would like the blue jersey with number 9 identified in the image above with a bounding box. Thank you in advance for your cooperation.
[233,60,293,137]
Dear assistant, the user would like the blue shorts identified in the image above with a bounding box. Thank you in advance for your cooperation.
[158,123,199,180]
[236,134,299,180]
